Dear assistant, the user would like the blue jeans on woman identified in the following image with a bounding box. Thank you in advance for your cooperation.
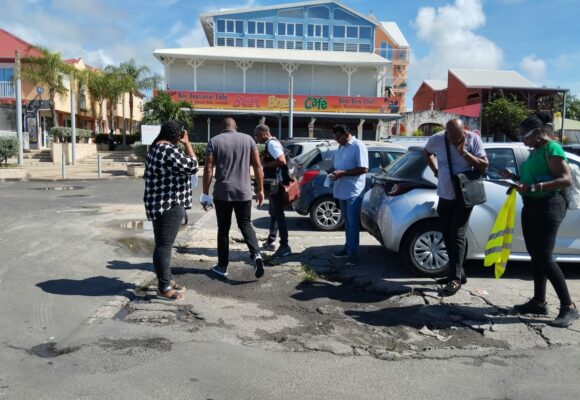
[339,194,363,258]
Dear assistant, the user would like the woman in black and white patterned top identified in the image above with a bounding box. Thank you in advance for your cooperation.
[143,120,198,300]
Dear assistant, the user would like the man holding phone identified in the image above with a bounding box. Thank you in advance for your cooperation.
[330,124,369,266]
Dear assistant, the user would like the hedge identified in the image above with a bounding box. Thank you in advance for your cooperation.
[0,137,19,165]
[94,133,140,145]
[49,127,93,142]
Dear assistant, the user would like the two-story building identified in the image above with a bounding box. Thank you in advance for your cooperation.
[0,29,144,149]
[155,0,410,140]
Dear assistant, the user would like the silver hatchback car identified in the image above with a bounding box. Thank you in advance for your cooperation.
[361,143,580,277]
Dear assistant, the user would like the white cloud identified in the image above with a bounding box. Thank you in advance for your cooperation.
[176,22,208,48]
[520,54,547,82]
[408,0,503,109]
[84,49,115,68]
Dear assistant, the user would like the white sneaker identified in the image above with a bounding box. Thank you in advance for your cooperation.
[252,254,264,278]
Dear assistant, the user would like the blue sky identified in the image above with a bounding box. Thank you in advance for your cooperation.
[1,0,579,109]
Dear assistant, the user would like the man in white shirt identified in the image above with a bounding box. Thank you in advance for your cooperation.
[254,124,292,259]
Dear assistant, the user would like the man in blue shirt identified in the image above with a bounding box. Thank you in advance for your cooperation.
[330,124,369,265]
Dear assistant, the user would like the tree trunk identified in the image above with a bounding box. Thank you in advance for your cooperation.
[98,101,104,133]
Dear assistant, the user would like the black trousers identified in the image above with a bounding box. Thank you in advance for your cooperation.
[267,191,289,246]
[522,192,572,306]
[437,198,473,281]
[152,204,185,291]
[215,199,260,267]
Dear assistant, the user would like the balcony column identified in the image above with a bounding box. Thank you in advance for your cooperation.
[375,66,387,97]
[308,118,316,138]
[280,63,299,139]
[234,60,254,93]
[357,119,365,140]
[341,65,358,97]
[186,58,205,92]
[160,57,175,90]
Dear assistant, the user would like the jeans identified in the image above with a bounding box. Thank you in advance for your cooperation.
[267,191,288,246]
[215,199,260,267]
[339,194,363,257]
[437,198,473,281]
[152,204,185,291]
[522,192,572,306]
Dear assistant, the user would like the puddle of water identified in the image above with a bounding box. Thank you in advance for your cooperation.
[116,237,155,256]
[32,186,85,191]
[117,220,153,232]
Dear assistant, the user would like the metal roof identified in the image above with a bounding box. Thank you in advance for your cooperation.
[449,69,537,89]
[379,22,409,48]
[154,47,389,67]
[423,80,447,91]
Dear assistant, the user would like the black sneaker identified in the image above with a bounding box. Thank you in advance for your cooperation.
[345,256,357,266]
[550,305,579,328]
[211,265,228,277]
[252,254,264,278]
[436,276,467,285]
[332,249,348,259]
[272,245,292,259]
[262,241,276,251]
[513,299,549,315]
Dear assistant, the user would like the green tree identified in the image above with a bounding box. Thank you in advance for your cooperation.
[141,91,194,131]
[0,137,19,165]
[482,96,529,141]
[116,59,162,133]
[20,46,72,129]
[85,69,109,133]
[555,93,580,121]
[102,66,128,133]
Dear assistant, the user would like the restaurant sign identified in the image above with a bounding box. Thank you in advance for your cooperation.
[167,90,399,114]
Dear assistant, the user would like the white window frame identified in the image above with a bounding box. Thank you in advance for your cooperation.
[278,22,303,36]
[224,19,240,33]
[249,21,273,35]
[307,41,328,51]
[333,25,346,38]
[308,24,327,38]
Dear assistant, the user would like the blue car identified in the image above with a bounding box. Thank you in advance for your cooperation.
[291,143,406,231]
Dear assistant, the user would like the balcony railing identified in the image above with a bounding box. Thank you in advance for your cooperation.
[0,81,15,98]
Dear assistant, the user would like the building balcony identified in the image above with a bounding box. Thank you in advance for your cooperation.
[0,81,15,98]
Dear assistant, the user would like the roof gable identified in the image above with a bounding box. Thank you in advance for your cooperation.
[449,69,537,89]
[0,29,42,60]
[379,22,409,48]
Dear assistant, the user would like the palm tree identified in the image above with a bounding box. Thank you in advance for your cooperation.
[21,46,72,129]
[141,91,194,131]
[116,59,161,133]
[85,69,109,133]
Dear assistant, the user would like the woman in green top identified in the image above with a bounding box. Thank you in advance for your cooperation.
[502,112,576,327]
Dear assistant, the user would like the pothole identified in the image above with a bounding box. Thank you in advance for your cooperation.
[27,342,81,358]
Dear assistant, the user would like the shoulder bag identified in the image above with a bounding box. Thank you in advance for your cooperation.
[444,136,487,207]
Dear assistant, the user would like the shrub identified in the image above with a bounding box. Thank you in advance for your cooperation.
[131,142,148,159]
[0,137,19,165]
[94,133,140,145]
[49,127,93,142]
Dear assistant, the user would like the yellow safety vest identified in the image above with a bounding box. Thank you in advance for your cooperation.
[484,189,517,279]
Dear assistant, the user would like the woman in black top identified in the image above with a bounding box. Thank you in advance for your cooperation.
[144,120,198,300]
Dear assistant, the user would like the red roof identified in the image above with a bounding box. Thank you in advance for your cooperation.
[443,103,481,118]
[0,29,42,61]
[65,58,80,64]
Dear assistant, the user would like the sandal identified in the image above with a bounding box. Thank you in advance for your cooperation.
[170,280,185,292]
[441,280,461,297]
[157,288,184,301]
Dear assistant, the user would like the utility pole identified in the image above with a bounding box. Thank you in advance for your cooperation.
[70,71,77,166]
[288,75,294,139]
[15,51,24,166]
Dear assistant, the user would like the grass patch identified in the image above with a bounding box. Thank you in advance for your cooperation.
[301,265,319,283]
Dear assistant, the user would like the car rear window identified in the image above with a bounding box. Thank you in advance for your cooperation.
[384,150,427,178]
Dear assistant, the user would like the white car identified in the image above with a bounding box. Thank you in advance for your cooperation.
[361,142,580,276]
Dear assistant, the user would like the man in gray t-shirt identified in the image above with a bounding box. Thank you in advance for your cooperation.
[202,117,265,279]
[424,119,488,296]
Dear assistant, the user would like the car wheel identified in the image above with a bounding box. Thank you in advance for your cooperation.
[401,220,449,277]
[309,197,345,231]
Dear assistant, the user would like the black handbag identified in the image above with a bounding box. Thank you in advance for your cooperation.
[444,136,486,207]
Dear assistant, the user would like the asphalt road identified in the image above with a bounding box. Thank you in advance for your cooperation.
[1,179,580,400]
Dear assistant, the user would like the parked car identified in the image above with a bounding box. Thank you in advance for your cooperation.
[563,144,580,156]
[282,137,336,159]
[292,143,406,230]
[361,143,580,276]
